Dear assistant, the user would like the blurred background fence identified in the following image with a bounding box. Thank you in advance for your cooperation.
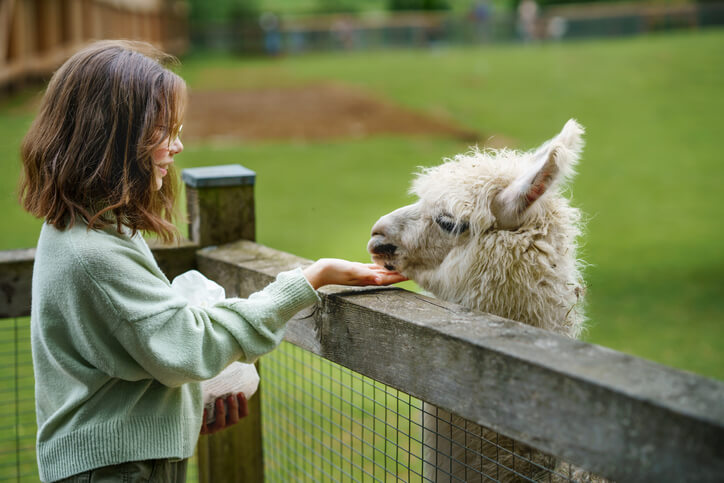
[3,0,724,89]
[189,2,724,55]
[0,0,188,89]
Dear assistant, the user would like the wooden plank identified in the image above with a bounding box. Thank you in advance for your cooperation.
[0,0,17,67]
[197,239,724,483]
[0,243,199,318]
[145,238,199,281]
[37,0,61,53]
[0,248,35,318]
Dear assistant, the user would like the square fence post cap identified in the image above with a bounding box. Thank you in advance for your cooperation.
[182,164,256,188]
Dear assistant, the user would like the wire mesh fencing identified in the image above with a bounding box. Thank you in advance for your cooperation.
[0,321,580,482]
[0,317,202,483]
[261,341,579,483]
[0,317,38,482]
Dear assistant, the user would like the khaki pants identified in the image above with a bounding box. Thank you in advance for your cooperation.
[57,459,188,483]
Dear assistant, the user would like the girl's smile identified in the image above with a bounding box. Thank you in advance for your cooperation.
[156,165,169,177]
[152,125,183,190]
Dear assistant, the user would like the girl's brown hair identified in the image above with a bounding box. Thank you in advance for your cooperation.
[19,40,186,243]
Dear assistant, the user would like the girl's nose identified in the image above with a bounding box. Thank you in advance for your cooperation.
[169,138,183,155]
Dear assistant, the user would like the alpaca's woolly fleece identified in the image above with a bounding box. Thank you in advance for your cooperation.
[370,119,587,338]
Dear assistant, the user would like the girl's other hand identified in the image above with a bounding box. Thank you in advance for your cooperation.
[303,259,407,290]
[200,393,248,435]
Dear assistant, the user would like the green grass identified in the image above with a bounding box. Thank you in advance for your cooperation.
[181,30,724,379]
[2,29,723,482]
[2,30,723,383]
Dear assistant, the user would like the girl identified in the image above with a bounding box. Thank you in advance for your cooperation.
[19,40,405,482]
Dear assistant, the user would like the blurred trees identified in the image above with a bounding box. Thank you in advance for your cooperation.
[187,0,260,22]
[388,0,452,10]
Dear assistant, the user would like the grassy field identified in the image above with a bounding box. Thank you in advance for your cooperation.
[1,31,722,371]
[1,28,723,482]
[184,29,723,380]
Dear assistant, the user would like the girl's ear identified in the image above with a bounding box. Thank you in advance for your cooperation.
[492,119,584,230]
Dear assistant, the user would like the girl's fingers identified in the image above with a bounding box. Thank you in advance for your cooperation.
[201,394,250,435]
[365,265,407,284]
[200,409,209,434]
[227,394,239,425]
[238,393,249,418]
[210,398,226,432]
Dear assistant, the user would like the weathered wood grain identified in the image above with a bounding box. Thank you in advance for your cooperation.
[198,239,724,483]
[186,185,256,247]
[146,238,199,281]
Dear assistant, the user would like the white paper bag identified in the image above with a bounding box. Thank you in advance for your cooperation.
[171,270,226,308]
[171,270,260,423]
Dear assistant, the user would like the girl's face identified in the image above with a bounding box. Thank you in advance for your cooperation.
[151,126,183,191]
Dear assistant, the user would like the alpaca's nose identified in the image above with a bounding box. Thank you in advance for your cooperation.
[367,217,397,256]
[370,218,387,239]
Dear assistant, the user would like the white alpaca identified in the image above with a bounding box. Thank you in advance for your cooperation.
[368,119,597,482]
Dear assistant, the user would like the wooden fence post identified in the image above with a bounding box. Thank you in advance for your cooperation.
[183,165,264,483]
[183,164,256,247]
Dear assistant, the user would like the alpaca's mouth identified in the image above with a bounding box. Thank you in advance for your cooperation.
[369,253,397,272]
[370,242,397,256]
[367,238,400,271]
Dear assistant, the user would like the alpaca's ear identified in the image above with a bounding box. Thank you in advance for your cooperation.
[493,119,584,230]
[532,119,585,180]
[492,148,561,229]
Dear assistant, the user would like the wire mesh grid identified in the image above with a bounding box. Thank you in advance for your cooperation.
[0,315,202,483]
[0,317,38,482]
[0,318,576,483]
[262,341,577,483]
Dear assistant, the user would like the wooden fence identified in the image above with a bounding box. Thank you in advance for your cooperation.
[0,0,188,89]
[1,164,723,482]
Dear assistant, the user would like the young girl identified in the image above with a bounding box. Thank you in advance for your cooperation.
[20,40,405,482]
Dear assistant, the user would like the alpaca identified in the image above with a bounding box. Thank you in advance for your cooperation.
[367,119,597,482]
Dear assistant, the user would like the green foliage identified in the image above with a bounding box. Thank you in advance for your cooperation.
[315,0,364,13]
[187,0,260,22]
[387,0,452,11]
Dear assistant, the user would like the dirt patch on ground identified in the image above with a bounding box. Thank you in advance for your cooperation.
[184,83,483,144]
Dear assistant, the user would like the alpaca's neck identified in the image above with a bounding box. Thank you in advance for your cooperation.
[423,263,585,339]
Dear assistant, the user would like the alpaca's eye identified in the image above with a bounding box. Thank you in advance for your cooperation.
[435,213,470,235]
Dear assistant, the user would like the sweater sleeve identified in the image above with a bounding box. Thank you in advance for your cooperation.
[72,230,320,387]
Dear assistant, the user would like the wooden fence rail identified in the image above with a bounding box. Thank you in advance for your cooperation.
[1,165,723,482]
[196,242,724,483]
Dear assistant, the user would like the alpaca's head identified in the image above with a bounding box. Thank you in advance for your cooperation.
[367,119,587,337]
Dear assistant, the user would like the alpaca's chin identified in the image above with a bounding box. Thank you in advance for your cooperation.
[370,254,397,272]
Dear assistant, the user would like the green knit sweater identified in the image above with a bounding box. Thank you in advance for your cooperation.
[31,222,319,482]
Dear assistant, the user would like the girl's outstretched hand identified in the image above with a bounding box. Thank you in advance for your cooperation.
[303,259,407,290]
